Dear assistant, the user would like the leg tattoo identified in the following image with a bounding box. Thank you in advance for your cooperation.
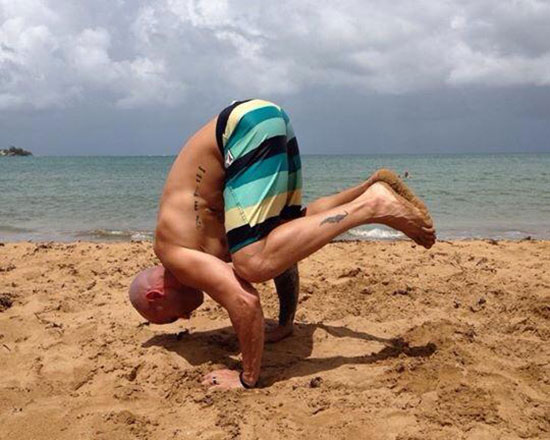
[320,211,349,226]
[273,263,300,327]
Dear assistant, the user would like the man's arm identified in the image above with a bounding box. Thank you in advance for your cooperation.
[156,244,264,388]
[267,263,299,343]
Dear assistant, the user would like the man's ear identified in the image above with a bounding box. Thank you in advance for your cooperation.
[145,289,164,301]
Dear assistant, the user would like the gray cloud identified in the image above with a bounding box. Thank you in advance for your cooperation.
[1,0,550,155]
[2,0,550,110]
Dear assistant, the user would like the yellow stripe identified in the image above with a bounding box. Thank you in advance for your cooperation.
[225,191,291,230]
[222,99,280,147]
[288,189,302,206]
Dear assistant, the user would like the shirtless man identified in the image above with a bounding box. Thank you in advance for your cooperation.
[129,99,435,390]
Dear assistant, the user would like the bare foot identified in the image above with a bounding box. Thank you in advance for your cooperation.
[364,168,431,219]
[360,182,436,248]
[265,323,293,343]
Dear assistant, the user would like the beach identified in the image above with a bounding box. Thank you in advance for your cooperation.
[1,239,549,439]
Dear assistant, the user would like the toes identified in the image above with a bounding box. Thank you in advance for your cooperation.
[423,234,436,248]
[417,228,436,249]
[421,216,434,228]
[418,236,431,249]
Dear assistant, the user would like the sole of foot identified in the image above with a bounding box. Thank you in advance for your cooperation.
[362,180,436,249]
[368,168,433,228]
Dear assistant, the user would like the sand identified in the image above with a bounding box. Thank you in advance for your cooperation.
[1,240,549,440]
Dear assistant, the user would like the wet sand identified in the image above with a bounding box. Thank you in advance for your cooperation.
[0,240,549,439]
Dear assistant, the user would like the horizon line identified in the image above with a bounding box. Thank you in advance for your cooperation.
[4,151,550,158]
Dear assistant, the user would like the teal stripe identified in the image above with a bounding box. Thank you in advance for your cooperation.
[225,106,284,152]
[223,187,245,221]
[286,123,295,141]
[281,110,295,140]
[229,236,258,253]
[227,117,287,159]
[224,171,302,211]
[224,170,290,211]
[281,109,290,124]
[227,149,301,190]
[227,152,288,188]
[287,170,302,193]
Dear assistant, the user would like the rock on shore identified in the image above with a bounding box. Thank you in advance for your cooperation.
[0,147,32,157]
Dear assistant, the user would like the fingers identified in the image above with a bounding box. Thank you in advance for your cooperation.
[201,369,241,390]
[201,372,217,387]
[201,371,225,387]
[201,376,225,389]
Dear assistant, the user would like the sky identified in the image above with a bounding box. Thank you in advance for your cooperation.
[1,0,550,155]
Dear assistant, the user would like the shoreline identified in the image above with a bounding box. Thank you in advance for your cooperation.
[1,239,549,438]
[0,235,550,246]
[0,234,545,245]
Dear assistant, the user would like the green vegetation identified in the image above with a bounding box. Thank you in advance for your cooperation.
[0,146,33,157]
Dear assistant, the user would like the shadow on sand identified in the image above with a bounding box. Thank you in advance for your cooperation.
[143,321,436,387]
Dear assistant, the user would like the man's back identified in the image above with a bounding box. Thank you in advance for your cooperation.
[155,118,230,261]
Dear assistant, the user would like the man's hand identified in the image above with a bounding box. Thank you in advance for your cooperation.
[202,369,244,390]
[265,322,294,343]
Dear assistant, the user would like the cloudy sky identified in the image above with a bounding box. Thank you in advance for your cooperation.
[1,0,550,155]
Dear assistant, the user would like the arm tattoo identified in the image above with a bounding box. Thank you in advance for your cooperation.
[273,263,299,327]
[320,211,348,226]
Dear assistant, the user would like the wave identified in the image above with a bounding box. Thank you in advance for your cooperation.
[0,224,34,233]
[348,228,404,240]
[75,229,154,241]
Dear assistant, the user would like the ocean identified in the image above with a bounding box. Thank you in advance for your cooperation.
[1,153,549,242]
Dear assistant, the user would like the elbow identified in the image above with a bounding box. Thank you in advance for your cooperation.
[246,289,261,309]
[239,292,261,314]
[232,280,262,315]
[228,288,262,331]
[153,234,167,263]
[153,240,163,261]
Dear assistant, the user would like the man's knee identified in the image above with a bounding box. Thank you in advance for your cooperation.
[233,254,275,284]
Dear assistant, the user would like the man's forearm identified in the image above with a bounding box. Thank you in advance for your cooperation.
[227,282,264,385]
[273,263,299,327]
[157,246,264,386]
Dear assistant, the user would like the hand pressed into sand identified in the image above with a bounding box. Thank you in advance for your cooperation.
[202,369,244,389]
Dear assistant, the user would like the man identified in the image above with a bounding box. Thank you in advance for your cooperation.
[129,99,435,390]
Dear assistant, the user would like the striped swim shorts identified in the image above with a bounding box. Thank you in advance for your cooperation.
[215,99,303,254]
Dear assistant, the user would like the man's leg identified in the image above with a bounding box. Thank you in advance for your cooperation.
[267,175,383,342]
[303,168,426,216]
[267,263,299,342]
[267,172,404,341]
[303,178,370,216]
[232,179,435,283]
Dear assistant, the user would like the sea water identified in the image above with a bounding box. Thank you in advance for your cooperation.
[1,153,549,242]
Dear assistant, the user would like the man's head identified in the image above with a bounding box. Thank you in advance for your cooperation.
[128,265,203,324]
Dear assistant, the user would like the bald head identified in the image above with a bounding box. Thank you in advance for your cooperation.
[128,265,203,324]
